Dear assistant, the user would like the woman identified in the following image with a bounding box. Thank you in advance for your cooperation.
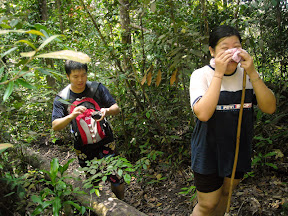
[189,25,276,216]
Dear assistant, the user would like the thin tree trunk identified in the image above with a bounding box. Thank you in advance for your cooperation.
[39,0,56,87]
[56,0,64,33]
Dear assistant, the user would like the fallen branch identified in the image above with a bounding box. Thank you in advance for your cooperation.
[22,147,147,216]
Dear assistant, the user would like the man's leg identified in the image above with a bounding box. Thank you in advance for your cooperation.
[111,182,125,200]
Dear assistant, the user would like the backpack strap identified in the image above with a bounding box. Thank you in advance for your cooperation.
[57,81,100,101]
[86,81,100,99]
[58,84,71,100]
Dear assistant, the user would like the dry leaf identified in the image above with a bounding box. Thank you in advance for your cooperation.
[170,69,178,86]
[141,74,147,85]
[147,71,152,86]
[156,174,162,180]
[156,69,162,87]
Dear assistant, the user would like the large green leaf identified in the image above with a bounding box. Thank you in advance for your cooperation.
[36,50,91,64]
[16,78,36,89]
[3,81,14,102]
[1,47,18,58]
[16,40,36,50]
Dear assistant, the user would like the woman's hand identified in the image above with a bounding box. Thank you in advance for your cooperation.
[214,50,233,77]
[239,51,258,79]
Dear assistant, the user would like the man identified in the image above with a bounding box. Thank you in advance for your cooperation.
[52,60,124,199]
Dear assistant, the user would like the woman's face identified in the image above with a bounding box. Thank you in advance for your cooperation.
[210,35,242,74]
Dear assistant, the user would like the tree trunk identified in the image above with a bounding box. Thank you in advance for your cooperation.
[56,0,64,33]
[38,0,56,87]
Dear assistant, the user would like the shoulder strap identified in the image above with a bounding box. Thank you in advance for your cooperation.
[58,84,71,100]
[86,81,100,99]
[57,81,100,101]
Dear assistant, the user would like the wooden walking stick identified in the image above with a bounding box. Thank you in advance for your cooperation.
[226,70,247,213]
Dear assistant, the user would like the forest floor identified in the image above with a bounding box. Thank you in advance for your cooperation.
[30,141,288,216]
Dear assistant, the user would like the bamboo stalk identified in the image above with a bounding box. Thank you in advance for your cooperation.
[226,70,247,213]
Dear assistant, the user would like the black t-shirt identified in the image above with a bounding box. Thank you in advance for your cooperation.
[52,83,116,122]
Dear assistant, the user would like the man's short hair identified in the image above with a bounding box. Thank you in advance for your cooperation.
[65,60,88,76]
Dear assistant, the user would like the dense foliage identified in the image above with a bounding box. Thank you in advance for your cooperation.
[0,0,287,215]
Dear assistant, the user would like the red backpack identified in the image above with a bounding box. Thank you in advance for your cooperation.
[58,81,114,147]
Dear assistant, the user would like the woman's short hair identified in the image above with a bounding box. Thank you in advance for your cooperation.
[209,25,242,49]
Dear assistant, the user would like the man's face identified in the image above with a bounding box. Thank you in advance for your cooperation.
[67,69,87,93]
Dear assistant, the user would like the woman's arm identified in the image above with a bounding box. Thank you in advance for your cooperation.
[239,51,276,114]
[193,50,233,122]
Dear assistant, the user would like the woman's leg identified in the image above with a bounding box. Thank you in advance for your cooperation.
[191,186,223,216]
[213,177,241,216]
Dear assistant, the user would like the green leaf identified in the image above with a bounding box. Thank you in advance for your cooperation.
[95,189,100,197]
[3,81,14,102]
[124,173,131,184]
[35,50,91,64]
[118,169,123,177]
[10,19,19,27]
[38,35,63,51]
[31,195,43,204]
[50,158,59,182]
[1,47,18,58]
[146,111,151,118]
[52,197,61,216]
[16,78,36,89]
[16,40,36,50]
[26,30,45,37]
[0,67,3,77]
[62,158,75,174]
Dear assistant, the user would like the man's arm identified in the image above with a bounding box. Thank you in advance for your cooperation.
[52,105,87,131]
[98,103,120,121]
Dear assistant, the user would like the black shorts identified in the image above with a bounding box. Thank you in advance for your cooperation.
[194,171,244,193]
[75,142,123,185]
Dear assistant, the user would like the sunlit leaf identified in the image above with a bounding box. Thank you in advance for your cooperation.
[147,71,152,86]
[16,78,36,89]
[170,69,178,86]
[3,81,14,102]
[0,143,13,151]
[16,40,36,50]
[26,30,45,37]
[156,69,161,87]
[38,35,63,51]
[141,73,146,85]
[20,51,36,57]
[35,50,91,64]
[0,30,27,34]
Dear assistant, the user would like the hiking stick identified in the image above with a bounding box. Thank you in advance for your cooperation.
[226,70,247,213]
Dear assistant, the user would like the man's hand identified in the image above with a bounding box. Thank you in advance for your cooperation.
[71,105,87,119]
